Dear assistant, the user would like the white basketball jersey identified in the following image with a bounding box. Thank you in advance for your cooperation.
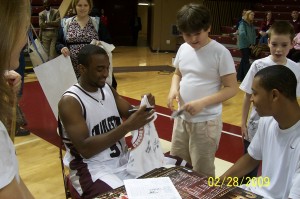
[61,83,129,194]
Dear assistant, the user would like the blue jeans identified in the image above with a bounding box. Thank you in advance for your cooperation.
[259,35,268,44]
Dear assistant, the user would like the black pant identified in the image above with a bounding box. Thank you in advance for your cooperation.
[237,47,251,82]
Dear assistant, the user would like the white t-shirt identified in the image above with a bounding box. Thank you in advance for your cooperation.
[0,121,19,189]
[245,117,300,199]
[174,40,236,122]
[240,56,300,141]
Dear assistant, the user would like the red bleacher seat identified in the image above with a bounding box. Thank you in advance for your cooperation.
[254,4,299,12]
[210,35,237,45]
[31,0,62,6]
[31,0,43,6]
[31,6,44,16]
[31,16,39,27]
[254,11,291,21]
[229,48,242,58]
[261,0,300,5]
[221,26,236,34]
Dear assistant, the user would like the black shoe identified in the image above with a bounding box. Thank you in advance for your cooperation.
[16,128,30,136]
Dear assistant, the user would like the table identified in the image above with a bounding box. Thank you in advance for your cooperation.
[97,166,263,199]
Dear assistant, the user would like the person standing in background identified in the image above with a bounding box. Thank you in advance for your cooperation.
[131,13,142,46]
[100,9,108,27]
[290,10,300,34]
[287,32,300,63]
[237,10,257,82]
[258,11,274,44]
[56,0,112,79]
[15,49,30,136]
[39,0,60,60]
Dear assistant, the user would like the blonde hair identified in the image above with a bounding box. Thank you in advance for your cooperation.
[72,0,93,14]
[0,0,30,129]
[244,10,254,24]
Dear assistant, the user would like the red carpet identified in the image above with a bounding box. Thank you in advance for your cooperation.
[20,81,243,163]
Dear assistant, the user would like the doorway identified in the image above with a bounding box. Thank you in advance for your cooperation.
[137,0,152,47]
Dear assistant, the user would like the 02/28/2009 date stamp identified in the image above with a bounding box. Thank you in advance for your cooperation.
[207,176,270,187]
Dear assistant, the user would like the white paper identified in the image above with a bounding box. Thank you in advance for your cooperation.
[124,177,182,199]
[33,55,77,120]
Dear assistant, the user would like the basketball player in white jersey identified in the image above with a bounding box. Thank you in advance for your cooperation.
[58,44,155,198]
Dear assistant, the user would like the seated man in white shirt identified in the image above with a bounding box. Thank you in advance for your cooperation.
[221,65,300,199]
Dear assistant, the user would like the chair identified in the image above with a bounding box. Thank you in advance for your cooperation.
[58,119,81,199]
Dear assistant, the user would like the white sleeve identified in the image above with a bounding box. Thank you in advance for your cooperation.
[218,48,236,76]
[289,161,300,199]
[239,61,259,94]
[173,45,183,69]
[0,123,18,189]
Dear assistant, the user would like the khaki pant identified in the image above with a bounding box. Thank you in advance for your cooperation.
[170,116,222,177]
[41,30,58,60]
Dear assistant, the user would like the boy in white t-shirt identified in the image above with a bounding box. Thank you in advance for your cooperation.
[239,21,300,180]
[167,3,238,177]
[221,65,300,199]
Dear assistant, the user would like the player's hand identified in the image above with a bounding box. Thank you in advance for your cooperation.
[4,70,21,94]
[124,105,155,131]
[143,93,155,106]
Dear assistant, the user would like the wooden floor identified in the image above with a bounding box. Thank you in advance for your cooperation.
[16,46,245,199]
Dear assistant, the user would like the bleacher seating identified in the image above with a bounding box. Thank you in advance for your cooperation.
[254,11,291,20]
[31,0,62,6]
[253,4,299,12]
[217,0,297,69]
[259,0,300,5]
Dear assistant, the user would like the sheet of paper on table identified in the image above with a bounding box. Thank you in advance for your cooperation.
[124,177,182,199]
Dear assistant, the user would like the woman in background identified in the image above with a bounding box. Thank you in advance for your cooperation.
[0,0,34,198]
[287,32,300,63]
[237,10,257,82]
[258,11,274,44]
[56,0,117,89]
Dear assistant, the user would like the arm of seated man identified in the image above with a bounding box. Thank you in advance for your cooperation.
[220,153,260,181]
[58,94,155,159]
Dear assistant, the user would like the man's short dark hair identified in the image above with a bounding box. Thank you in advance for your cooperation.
[254,65,297,100]
[78,44,108,67]
[176,3,211,33]
[268,21,295,42]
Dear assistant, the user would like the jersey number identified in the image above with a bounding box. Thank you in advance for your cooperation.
[109,144,121,158]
